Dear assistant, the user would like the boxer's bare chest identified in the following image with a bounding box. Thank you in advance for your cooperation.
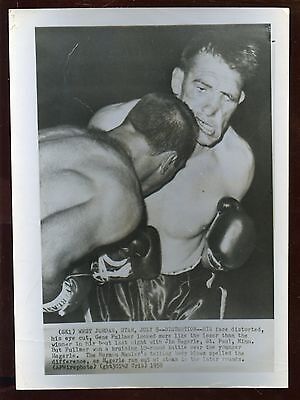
[146,147,229,239]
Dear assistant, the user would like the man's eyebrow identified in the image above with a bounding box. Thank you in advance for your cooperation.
[220,90,239,101]
[193,79,212,88]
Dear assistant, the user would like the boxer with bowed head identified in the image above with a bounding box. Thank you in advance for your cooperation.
[40,92,198,306]
[88,29,259,320]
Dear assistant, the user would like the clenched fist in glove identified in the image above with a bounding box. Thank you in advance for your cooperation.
[91,225,162,284]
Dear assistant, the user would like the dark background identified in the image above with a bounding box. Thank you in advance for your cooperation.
[36,24,273,320]
[0,0,299,399]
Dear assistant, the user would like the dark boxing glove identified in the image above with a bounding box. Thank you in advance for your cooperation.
[202,197,256,272]
[91,225,162,284]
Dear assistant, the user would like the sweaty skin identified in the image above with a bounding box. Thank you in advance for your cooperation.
[88,54,254,274]
[40,128,143,300]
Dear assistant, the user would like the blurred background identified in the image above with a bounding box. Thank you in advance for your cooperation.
[36,24,273,319]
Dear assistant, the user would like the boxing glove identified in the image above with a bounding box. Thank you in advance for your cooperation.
[202,197,256,272]
[91,225,162,284]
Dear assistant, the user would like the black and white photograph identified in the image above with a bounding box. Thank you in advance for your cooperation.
[39,24,272,323]
[9,8,288,389]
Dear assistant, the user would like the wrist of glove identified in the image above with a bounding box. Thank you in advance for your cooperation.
[91,225,162,284]
[202,197,256,272]
[43,273,92,316]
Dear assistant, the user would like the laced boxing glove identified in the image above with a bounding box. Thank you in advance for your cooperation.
[202,197,256,272]
[91,225,162,284]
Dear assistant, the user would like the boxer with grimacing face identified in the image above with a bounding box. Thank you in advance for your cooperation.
[87,32,259,320]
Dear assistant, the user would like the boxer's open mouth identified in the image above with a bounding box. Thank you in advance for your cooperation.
[196,118,215,136]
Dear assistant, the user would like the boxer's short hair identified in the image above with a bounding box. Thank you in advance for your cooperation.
[180,29,260,83]
[125,92,198,164]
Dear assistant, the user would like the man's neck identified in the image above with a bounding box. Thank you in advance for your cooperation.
[191,142,212,157]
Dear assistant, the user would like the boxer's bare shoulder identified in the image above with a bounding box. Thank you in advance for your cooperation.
[88,99,139,131]
[40,134,143,243]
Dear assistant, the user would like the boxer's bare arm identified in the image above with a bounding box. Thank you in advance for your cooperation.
[39,125,86,142]
[88,99,139,131]
[40,135,143,301]
[42,178,142,301]
[219,128,255,200]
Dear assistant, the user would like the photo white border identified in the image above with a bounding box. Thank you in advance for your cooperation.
[9,7,289,389]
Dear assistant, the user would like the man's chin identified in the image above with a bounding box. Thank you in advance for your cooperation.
[197,133,222,148]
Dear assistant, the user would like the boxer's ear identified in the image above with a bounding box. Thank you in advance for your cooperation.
[171,68,184,97]
[159,151,178,175]
[238,90,245,104]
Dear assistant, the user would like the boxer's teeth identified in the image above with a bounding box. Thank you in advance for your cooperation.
[197,118,215,136]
